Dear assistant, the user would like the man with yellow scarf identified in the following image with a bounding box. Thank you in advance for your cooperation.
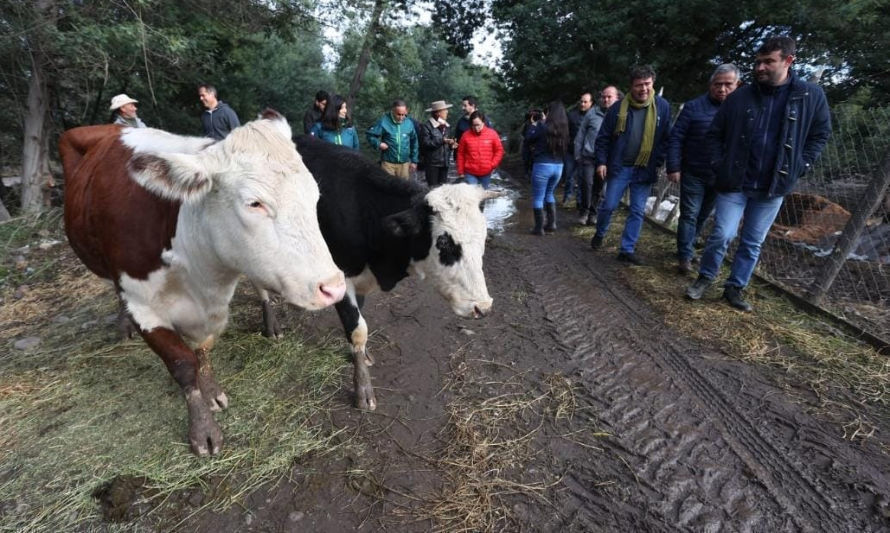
[589,65,672,265]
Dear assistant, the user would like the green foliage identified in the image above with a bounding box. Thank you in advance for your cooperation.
[485,0,890,106]
[332,24,507,148]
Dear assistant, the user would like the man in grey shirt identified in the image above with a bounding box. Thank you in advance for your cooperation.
[574,86,620,225]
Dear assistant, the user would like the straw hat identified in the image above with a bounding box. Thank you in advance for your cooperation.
[109,94,138,111]
[424,100,453,113]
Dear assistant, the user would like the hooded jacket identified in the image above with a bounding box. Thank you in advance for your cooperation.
[201,102,241,140]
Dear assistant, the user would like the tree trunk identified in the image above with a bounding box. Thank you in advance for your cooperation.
[20,0,55,214]
[346,0,386,111]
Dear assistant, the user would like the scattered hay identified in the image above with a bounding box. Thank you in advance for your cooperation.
[380,351,604,532]
[0,212,354,530]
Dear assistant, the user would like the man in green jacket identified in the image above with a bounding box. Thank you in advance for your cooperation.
[367,99,419,179]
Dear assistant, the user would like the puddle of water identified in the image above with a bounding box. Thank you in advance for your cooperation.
[482,171,520,234]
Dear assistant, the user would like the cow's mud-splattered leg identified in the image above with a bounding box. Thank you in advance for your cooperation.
[194,336,228,412]
[253,283,283,338]
[140,327,222,456]
[335,292,375,410]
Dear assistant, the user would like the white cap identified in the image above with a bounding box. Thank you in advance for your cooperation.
[109,94,138,111]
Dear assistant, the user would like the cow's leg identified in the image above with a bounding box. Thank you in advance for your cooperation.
[335,292,375,410]
[141,327,222,456]
[115,293,137,340]
[253,282,283,338]
[194,336,228,412]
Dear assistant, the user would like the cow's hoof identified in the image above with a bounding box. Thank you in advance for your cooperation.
[117,316,138,340]
[262,302,283,338]
[186,390,223,456]
[354,381,377,411]
[189,418,223,456]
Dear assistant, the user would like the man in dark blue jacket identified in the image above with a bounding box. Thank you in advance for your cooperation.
[685,36,831,311]
[590,65,672,265]
[667,64,740,274]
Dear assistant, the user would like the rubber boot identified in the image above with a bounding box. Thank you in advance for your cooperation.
[530,209,544,236]
[544,202,557,233]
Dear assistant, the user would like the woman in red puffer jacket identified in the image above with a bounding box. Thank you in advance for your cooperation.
[457,110,504,189]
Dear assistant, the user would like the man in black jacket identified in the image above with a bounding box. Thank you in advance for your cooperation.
[302,90,329,134]
[685,36,831,311]
[198,84,240,140]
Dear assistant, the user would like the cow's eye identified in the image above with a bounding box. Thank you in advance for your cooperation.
[247,200,270,216]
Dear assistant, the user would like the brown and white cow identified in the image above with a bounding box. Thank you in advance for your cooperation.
[60,114,346,455]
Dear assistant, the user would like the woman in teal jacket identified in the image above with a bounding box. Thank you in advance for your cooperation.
[310,94,360,150]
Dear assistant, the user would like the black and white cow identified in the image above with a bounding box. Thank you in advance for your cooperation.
[256,135,497,410]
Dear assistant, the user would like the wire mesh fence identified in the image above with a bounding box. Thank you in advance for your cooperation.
[646,104,890,341]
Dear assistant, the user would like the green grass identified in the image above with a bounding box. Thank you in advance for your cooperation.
[0,210,353,531]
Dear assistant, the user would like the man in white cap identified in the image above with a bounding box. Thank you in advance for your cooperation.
[110,94,146,128]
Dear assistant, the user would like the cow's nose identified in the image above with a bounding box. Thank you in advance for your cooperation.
[317,272,346,306]
[473,300,493,318]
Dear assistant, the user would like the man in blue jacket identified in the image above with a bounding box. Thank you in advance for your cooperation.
[685,36,831,311]
[667,64,740,274]
[590,65,672,265]
[366,99,419,179]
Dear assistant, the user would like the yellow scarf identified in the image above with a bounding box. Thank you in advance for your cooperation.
[615,92,656,167]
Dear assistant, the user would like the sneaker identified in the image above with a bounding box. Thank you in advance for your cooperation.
[723,285,753,312]
[616,252,644,265]
[590,234,603,250]
[578,213,589,225]
[685,275,712,300]
[677,259,693,275]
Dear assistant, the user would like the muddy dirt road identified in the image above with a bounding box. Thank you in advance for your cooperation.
[187,173,890,532]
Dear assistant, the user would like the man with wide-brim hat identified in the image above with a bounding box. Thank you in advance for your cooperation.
[419,100,456,187]
[110,94,146,128]
[424,100,453,113]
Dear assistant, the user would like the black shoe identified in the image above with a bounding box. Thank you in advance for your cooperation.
[590,234,603,250]
[677,259,693,275]
[616,252,643,265]
[685,275,712,300]
[723,285,753,312]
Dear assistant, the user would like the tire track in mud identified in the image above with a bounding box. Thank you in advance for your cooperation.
[513,233,861,532]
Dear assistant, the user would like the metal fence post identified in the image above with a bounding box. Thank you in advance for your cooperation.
[806,154,890,305]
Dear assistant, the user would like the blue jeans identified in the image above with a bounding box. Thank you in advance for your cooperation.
[561,155,578,203]
[677,172,717,261]
[531,162,564,209]
[465,173,491,189]
[594,166,652,254]
[698,192,785,288]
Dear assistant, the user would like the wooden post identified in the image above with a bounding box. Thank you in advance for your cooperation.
[806,154,890,304]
